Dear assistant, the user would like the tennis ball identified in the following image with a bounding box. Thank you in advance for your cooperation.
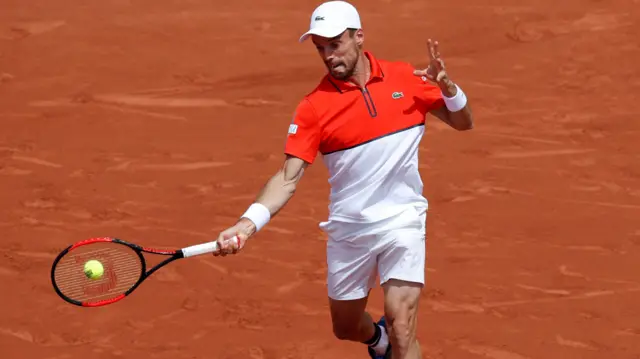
[84,260,104,280]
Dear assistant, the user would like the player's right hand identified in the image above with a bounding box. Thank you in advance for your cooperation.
[213,219,255,257]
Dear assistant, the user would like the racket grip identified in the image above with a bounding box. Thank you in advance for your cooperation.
[181,236,239,258]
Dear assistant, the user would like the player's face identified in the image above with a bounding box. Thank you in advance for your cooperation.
[313,29,363,81]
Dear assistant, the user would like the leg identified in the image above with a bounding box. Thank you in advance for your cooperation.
[378,223,427,359]
[382,279,423,359]
[326,234,389,356]
[329,295,374,342]
[329,295,391,358]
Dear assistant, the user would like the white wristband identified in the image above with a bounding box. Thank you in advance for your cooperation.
[442,84,467,112]
[240,203,271,232]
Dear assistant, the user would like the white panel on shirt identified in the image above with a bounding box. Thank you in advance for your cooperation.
[319,124,428,228]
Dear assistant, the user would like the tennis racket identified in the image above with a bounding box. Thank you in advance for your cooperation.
[50,236,238,307]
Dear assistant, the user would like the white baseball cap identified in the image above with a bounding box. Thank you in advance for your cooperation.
[299,1,362,43]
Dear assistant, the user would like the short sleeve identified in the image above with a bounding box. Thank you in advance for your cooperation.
[415,74,445,111]
[284,99,321,164]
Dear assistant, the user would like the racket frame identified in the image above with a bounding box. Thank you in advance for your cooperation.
[50,236,229,307]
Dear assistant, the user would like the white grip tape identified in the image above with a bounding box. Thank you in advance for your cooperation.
[182,236,238,258]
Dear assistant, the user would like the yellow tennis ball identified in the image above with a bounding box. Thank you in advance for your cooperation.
[84,260,104,280]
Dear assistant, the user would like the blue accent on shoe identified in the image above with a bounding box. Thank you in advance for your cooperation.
[377,316,387,330]
[367,316,391,359]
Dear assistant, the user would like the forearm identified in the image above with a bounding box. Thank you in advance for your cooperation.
[234,172,295,236]
[439,78,474,131]
[235,156,306,236]
[256,168,298,217]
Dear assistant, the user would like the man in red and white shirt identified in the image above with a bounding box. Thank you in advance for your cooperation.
[214,1,473,358]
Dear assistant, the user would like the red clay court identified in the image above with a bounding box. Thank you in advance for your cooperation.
[1,0,639,358]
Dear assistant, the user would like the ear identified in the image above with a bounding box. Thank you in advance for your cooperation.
[355,29,364,46]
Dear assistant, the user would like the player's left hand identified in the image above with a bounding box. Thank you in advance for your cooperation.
[413,38,450,85]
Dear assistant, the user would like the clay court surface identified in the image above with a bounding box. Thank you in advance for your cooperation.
[1,0,639,358]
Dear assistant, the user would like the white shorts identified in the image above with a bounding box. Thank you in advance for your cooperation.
[323,206,427,301]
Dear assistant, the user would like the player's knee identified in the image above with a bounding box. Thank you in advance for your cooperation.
[385,287,420,353]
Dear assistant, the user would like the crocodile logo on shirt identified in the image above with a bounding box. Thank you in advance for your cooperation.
[391,91,404,99]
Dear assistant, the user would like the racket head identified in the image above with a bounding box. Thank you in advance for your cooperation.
[51,237,146,307]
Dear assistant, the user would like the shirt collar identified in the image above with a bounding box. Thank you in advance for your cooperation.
[326,51,385,93]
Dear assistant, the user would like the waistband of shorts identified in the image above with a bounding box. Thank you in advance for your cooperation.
[320,206,426,241]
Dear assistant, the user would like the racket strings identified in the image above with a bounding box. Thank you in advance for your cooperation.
[53,243,143,303]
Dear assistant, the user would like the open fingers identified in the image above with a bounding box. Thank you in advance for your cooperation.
[427,39,433,62]
[433,40,441,59]
[426,38,435,62]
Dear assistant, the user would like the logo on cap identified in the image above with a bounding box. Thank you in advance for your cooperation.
[314,16,325,21]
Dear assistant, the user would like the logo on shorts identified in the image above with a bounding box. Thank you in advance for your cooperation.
[288,124,298,135]
[391,91,404,99]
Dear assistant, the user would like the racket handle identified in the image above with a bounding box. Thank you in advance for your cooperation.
[181,236,239,258]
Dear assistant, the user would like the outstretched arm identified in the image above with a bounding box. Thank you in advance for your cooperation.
[214,155,308,255]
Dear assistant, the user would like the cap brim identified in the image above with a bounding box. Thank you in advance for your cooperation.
[298,26,348,43]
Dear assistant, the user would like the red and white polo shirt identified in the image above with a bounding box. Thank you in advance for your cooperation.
[285,51,445,225]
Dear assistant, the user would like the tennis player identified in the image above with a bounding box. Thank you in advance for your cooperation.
[214,1,474,358]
